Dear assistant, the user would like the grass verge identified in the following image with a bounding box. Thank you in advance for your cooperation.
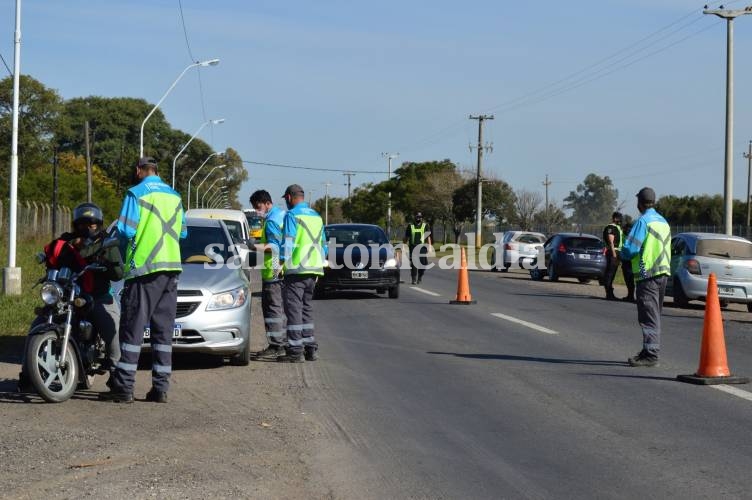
[0,236,49,336]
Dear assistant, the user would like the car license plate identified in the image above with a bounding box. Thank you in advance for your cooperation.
[351,271,369,279]
[718,286,734,296]
[144,324,182,339]
[579,254,591,260]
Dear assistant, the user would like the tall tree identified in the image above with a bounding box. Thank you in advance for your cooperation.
[514,189,543,230]
[563,173,618,225]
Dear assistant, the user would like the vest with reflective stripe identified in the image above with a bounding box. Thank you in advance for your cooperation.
[261,208,284,282]
[631,220,671,281]
[605,223,623,251]
[124,191,184,280]
[409,223,427,246]
[286,213,324,276]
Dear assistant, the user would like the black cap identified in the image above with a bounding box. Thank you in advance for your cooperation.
[282,184,305,198]
[415,212,423,219]
[612,211,622,221]
[137,156,157,169]
[636,187,656,203]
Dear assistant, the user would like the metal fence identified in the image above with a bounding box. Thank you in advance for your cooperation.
[0,200,72,241]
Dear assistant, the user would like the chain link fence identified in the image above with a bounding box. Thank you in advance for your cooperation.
[0,200,72,241]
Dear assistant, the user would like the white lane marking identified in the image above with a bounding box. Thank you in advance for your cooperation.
[490,312,559,335]
[410,287,441,297]
[711,384,752,402]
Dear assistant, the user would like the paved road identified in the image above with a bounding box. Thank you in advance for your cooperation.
[303,265,752,499]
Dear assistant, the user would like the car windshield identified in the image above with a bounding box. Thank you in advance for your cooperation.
[222,220,243,241]
[180,226,231,263]
[564,237,602,251]
[326,227,388,245]
[696,239,752,259]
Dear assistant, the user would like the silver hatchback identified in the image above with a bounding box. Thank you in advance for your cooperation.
[666,232,752,311]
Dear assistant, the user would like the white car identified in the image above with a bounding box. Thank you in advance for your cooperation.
[492,231,546,271]
[186,209,254,270]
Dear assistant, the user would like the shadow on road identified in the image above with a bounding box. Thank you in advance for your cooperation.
[512,292,600,300]
[427,351,627,367]
[0,336,25,364]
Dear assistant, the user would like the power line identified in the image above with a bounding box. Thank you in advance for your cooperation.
[0,52,11,76]
[176,0,212,144]
[242,160,384,174]
[177,0,196,61]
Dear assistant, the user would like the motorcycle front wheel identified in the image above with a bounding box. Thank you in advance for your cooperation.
[25,331,79,403]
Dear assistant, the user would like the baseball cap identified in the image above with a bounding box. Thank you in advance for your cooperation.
[612,211,622,221]
[137,156,157,169]
[282,184,305,198]
[636,187,656,203]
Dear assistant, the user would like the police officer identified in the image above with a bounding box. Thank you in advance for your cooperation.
[101,157,186,403]
[602,211,624,300]
[621,187,671,367]
[403,212,432,285]
[249,189,287,359]
[279,184,327,363]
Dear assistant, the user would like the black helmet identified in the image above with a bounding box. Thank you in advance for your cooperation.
[73,203,104,226]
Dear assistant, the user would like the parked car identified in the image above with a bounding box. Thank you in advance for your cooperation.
[529,232,606,283]
[666,232,752,310]
[114,217,252,365]
[314,223,400,299]
[491,231,545,271]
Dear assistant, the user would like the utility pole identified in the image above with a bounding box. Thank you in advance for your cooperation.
[323,182,331,225]
[469,114,494,247]
[542,174,551,234]
[704,5,752,235]
[745,140,752,237]
[381,152,399,240]
[84,120,92,202]
[343,172,356,199]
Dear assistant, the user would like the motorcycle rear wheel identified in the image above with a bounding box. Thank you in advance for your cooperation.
[25,331,79,403]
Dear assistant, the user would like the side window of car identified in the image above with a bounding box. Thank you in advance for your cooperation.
[671,238,685,257]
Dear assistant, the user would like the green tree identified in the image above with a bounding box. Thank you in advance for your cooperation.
[533,201,568,233]
[313,196,346,224]
[563,173,618,225]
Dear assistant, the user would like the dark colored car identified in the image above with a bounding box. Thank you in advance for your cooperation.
[529,232,606,283]
[314,223,400,299]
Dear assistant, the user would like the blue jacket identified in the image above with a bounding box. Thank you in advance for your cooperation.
[621,207,668,264]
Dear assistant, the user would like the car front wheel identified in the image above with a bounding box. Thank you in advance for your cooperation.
[388,285,399,299]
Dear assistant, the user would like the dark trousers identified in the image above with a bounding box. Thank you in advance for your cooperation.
[603,254,620,297]
[636,275,667,357]
[622,263,635,299]
[283,275,317,356]
[262,280,286,346]
[113,272,179,393]
[409,245,428,281]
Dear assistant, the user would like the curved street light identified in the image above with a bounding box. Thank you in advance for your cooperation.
[207,187,228,208]
[195,164,226,208]
[202,179,225,208]
[139,58,220,158]
[172,118,225,188]
[187,152,224,209]
[209,191,227,209]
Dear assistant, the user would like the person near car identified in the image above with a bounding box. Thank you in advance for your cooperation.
[249,189,287,360]
[403,212,432,285]
[18,203,123,392]
[621,220,636,302]
[620,187,671,367]
[101,156,186,403]
[279,184,327,363]
[602,211,624,300]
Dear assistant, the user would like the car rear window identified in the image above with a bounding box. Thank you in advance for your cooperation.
[516,234,544,244]
[696,239,752,259]
[564,237,603,251]
[326,228,387,245]
[180,226,231,263]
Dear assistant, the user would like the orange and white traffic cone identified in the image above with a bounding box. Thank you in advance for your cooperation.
[450,247,476,305]
[677,273,749,385]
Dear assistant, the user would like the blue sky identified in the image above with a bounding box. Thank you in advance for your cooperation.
[2,0,752,218]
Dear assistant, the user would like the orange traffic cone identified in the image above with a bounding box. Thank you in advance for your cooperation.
[677,273,749,385]
[450,247,476,305]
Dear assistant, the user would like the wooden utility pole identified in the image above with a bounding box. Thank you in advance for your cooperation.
[85,120,92,202]
[542,174,551,234]
[343,172,356,199]
[323,182,331,225]
[469,114,494,247]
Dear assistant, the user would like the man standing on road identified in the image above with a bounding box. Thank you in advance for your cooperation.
[403,212,432,285]
[621,187,671,367]
[249,189,287,360]
[602,211,624,300]
[279,184,326,363]
[101,157,186,403]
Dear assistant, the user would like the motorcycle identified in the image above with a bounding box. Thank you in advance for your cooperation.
[24,238,118,403]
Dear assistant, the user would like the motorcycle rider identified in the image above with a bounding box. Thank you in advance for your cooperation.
[18,202,123,391]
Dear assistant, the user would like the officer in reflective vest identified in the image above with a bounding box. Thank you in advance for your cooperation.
[279,184,327,363]
[403,212,432,285]
[101,156,186,403]
[602,211,624,300]
[621,187,671,367]
[249,189,287,359]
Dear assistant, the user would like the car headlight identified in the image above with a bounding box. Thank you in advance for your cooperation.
[206,286,248,311]
[382,258,398,269]
[40,282,63,305]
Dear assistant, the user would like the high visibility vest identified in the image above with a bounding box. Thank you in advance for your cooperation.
[605,223,623,249]
[409,223,427,246]
[631,220,671,281]
[261,207,284,282]
[124,190,184,280]
[285,213,324,276]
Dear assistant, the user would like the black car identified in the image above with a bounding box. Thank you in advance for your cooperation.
[529,232,606,283]
[314,223,400,299]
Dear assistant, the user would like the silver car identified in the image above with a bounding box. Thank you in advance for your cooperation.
[492,231,546,271]
[116,217,252,364]
[666,232,752,311]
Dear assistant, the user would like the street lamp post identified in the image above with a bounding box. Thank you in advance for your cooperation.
[202,179,225,208]
[195,164,226,208]
[139,58,220,158]
[381,152,399,240]
[704,6,752,235]
[172,118,224,188]
[209,191,227,209]
[187,152,223,209]
[745,140,752,237]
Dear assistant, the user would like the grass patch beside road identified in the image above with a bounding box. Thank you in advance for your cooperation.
[0,236,48,336]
